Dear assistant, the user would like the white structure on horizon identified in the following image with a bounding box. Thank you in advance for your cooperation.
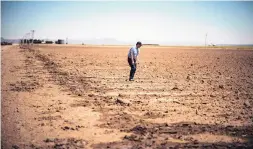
[205,33,208,48]
[31,30,35,44]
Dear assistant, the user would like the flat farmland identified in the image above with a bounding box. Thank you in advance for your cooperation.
[2,45,253,148]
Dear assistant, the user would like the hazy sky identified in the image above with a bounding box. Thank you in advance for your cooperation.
[1,1,253,45]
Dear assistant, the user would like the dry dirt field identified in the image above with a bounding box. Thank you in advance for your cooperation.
[2,44,253,149]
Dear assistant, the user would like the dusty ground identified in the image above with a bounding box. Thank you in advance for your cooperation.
[1,44,253,149]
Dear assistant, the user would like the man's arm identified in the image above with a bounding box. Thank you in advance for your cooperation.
[131,48,135,64]
[136,49,139,63]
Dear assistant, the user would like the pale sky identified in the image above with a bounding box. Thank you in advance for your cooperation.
[1,1,253,45]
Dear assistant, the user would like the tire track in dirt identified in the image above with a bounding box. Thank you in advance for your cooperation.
[8,49,45,92]
[15,47,130,148]
[6,46,130,148]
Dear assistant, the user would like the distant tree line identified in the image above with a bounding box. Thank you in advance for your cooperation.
[45,41,53,44]
[20,39,44,44]
[20,39,55,44]
[1,37,13,45]
[1,42,12,45]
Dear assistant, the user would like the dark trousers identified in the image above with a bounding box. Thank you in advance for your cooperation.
[128,58,137,80]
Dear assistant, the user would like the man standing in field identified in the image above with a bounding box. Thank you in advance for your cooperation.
[128,41,142,81]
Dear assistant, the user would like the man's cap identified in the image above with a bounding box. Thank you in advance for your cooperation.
[136,41,142,45]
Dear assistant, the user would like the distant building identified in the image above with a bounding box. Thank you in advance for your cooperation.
[209,43,216,47]
[1,42,12,45]
[45,41,53,44]
[143,44,159,46]
[56,39,65,44]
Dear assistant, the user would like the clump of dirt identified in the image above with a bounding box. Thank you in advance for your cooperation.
[9,81,41,92]
[143,111,166,119]
[115,98,131,106]
[43,138,87,148]
[130,125,147,135]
